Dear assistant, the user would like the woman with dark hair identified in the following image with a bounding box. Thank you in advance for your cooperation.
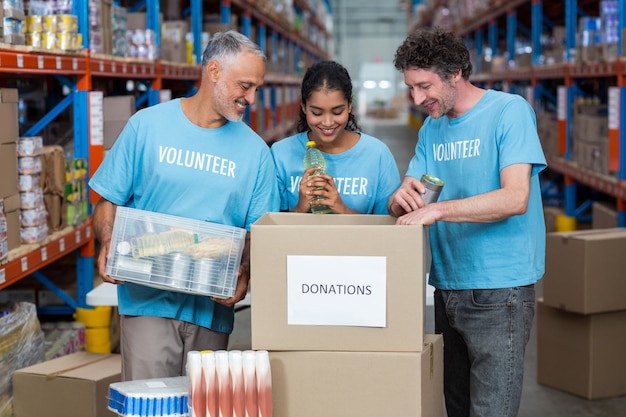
[271,60,400,214]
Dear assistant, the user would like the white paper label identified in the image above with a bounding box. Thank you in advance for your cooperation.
[557,86,567,121]
[287,255,387,327]
[608,87,619,130]
[89,91,104,145]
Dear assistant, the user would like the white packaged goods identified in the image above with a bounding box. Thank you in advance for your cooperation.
[17,155,42,175]
[108,376,189,417]
[106,207,246,299]
[17,136,43,156]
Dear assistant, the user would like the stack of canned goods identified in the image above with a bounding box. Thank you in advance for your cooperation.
[24,14,82,51]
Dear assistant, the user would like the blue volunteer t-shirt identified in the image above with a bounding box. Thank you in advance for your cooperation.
[406,89,547,290]
[270,131,401,214]
[89,98,279,333]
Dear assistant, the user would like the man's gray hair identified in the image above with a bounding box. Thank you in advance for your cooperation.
[201,30,266,69]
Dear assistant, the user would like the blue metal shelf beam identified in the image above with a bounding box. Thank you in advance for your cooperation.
[191,0,202,64]
[531,0,542,66]
[23,92,73,137]
[489,20,498,56]
[619,87,626,182]
[147,0,160,47]
[566,0,577,62]
[507,10,517,62]
[621,0,626,67]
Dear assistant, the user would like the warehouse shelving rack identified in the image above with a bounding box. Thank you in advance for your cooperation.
[0,0,331,314]
[408,0,626,226]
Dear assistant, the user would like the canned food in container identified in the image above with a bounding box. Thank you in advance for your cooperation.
[420,174,444,204]
[25,15,44,33]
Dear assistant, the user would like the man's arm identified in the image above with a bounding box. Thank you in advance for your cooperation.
[92,198,119,283]
[395,163,532,226]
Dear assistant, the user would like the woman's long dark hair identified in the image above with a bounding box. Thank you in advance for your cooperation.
[296,61,360,133]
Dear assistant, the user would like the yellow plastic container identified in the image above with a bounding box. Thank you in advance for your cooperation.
[74,306,112,328]
[86,341,111,354]
[555,214,577,232]
[85,327,110,346]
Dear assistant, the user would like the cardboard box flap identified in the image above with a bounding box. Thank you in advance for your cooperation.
[19,352,118,380]
[13,352,121,417]
[253,212,399,227]
[544,229,626,314]
[552,227,626,241]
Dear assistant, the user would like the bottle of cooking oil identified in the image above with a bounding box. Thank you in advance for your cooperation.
[303,140,331,214]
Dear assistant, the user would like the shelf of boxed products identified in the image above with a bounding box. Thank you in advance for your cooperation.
[546,154,626,200]
[0,220,93,291]
[471,60,626,84]
[408,0,529,35]
[229,0,330,60]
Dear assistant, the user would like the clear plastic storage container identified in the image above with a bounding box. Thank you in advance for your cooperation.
[105,207,246,299]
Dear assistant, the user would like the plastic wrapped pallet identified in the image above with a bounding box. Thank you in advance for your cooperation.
[0,302,45,417]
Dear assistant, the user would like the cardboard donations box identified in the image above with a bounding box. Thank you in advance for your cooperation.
[269,334,443,417]
[537,300,626,399]
[250,212,426,352]
[12,352,121,417]
[543,228,626,314]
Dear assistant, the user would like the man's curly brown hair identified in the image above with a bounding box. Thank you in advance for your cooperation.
[393,27,473,82]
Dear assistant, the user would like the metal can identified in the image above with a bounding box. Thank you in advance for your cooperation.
[420,174,444,204]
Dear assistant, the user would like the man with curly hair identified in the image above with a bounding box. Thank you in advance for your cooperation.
[389,27,546,417]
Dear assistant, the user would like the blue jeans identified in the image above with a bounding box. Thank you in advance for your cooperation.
[434,285,535,417]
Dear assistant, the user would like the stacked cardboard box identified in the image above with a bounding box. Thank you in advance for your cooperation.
[250,213,443,416]
[535,111,559,158]
[591,201,618,229]
[103,95,135,150]
[12,351,121,417]
[0,88,21,253]
[538,228,626,399]
[161,20,188,63]
[0,199,7,261]
[570,101,610,175]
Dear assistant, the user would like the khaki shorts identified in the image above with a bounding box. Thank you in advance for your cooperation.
[120,315,229,381]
